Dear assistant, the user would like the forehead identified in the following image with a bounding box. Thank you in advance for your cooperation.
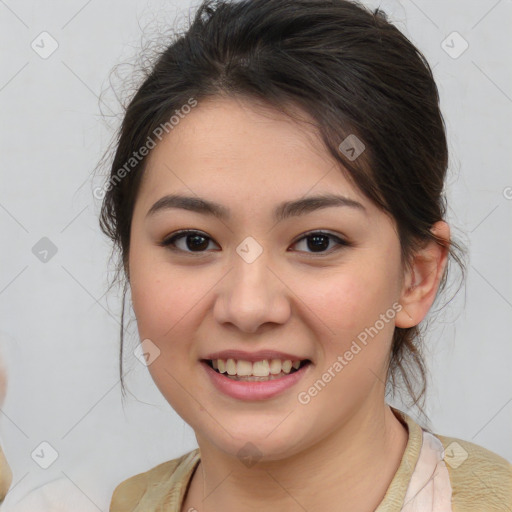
[136,96,368,214]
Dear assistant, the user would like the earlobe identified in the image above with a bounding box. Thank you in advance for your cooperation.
[395,221,451,329]
[395,304,414,327]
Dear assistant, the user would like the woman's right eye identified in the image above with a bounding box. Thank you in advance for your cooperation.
[160,230,219,255]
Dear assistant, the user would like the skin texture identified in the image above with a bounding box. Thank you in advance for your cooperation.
[128,96,450,512]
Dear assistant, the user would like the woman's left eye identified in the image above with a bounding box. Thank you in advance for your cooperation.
[159,230,351,256]
[292,231,350,254]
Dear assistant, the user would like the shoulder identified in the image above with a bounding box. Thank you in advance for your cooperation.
[109,449,199,511]
[434,433,512,511]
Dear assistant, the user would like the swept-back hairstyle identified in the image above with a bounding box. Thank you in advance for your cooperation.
[98,0,466,415]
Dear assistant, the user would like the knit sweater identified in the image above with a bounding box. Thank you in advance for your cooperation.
[109,409,512,511]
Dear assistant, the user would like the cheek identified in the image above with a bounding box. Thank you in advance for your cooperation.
[129,256,201,414]
[294,263,401,411]
[129,243,201,342]
[293,256,401,342]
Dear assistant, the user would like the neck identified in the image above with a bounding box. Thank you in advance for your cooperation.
[184,403,408,512]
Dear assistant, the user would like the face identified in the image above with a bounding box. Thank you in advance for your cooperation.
[128,96,406,461]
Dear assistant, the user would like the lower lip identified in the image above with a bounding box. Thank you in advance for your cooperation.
[201,361,310,401]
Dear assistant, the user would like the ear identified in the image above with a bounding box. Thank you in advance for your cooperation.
[395,221,451,328]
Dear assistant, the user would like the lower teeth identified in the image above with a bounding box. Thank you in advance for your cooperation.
[221,370,294,381]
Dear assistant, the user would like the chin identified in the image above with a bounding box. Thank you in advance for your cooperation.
[195,418,312,464]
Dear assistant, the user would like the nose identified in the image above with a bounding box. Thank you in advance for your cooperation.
[213,246,291,334]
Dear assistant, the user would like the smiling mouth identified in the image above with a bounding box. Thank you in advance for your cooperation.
[202,358,311,382]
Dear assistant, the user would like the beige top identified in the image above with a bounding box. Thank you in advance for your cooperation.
[109,409,512,511]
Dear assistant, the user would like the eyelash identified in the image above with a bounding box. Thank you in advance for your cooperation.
[158,229,351,257]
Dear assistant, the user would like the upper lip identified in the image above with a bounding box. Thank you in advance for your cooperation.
[202,350,310,363]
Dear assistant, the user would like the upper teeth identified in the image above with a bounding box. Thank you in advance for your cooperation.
[212,359,301,377]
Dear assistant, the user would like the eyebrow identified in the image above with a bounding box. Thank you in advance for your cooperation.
[145,193,366,222]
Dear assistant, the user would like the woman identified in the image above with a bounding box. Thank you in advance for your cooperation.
[99,0,512,510]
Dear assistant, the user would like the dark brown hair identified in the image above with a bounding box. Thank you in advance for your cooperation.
[97,0,466,416]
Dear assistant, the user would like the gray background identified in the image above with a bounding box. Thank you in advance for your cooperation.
[0,0,511,510]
